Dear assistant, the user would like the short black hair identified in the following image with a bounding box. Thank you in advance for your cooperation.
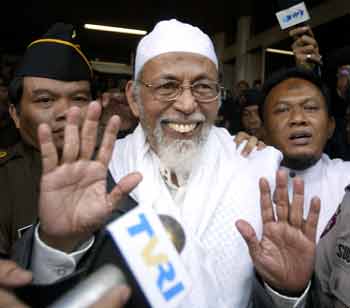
[8,77,23,110]
[260,67,332,121]
[240,88,264,110]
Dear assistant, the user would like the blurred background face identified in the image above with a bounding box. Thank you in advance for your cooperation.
[241,104,262,137]
[263,78,334,170]
[0,77,10,127]
[10,77,91,150]
[0,77,8,104]
[336,65,350,97]
[345,106,350,144]
[104,88,136,126]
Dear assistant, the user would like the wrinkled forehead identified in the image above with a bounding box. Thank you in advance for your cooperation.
[140,51,218,81]
[270,78,323,97]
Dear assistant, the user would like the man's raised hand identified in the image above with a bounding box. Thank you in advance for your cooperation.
[236,169,320,294]
[38,101,142,252]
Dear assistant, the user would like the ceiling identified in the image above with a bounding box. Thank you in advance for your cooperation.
[1,0,326,65]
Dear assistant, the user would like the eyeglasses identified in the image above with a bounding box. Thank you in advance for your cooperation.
[138,79,222,103]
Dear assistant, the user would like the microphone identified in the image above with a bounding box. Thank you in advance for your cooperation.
[106,207,191,308]
[48,264,126,308]
[274,0,310,30]
[48,209,189,308]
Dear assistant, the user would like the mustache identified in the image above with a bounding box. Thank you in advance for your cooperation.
[159,113,206,123]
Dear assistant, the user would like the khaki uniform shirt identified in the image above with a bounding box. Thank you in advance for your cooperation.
[0,141,41,256]
[311,188,350,308]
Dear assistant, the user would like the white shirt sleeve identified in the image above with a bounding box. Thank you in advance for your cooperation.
[31,224,94,284]
[264,282,310,308]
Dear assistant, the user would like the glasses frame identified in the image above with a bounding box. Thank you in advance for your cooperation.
[138,79,223,103]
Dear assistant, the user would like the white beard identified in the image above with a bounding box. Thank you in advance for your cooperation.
[156,119,211,180]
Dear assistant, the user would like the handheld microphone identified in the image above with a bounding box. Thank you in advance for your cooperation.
[274,0,310,30]
[48,264,126,308]
[48,209,189,308]
[106,206,191,308]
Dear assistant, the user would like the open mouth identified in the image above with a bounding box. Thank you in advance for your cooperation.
[289,131,312,145]
[161,121,202,137]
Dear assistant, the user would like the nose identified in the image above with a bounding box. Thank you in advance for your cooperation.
[172,85,198,115]
[55,98,71,121]
[289,107,307,126]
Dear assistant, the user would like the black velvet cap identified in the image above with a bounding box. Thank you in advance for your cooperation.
[14,23,92,81]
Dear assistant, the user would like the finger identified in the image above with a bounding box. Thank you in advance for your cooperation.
[257,140,266,150]
[0,289,29,308]
[80,101,102,160]
[89,285,131,308]
[275,169,289,222]
[299,35,318,47]
[101,92,111,108]
[97,115,120,167]
[62,107,81,163]
[0,260,32,288]
[259,177,275,224]
[289,177,304,229]
[303,197,321,242]
[298,45,317,55]
[236,220,261,260]
[242,136,258,157]
[38,123,58,174]
[289,26,311,39]
[234,131,250,148]
[108,172,143,208]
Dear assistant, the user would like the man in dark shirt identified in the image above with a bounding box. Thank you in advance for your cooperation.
[0,22,93,256]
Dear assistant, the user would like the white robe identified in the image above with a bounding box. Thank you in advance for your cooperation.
[281,154,350,241]
[109,125,282,307]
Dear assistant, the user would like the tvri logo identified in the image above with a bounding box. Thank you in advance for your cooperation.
[127,213,185,301]
[283,9,305,23]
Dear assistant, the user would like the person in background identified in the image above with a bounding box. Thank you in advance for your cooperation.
[98,86,138,142]
[240,88,264,140]
[290,25,350,160]
[0,22,93,257]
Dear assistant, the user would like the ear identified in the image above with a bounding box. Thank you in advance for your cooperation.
[125,80,140,119]
[327,116,336,139]
[9,104,20,129]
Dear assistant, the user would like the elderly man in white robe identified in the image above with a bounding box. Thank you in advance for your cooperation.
[13,19,320,308]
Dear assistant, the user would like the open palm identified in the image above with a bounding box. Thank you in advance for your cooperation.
[236,170,320,294]
[38,102,141,251]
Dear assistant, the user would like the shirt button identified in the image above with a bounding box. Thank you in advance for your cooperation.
[56,268,67,276]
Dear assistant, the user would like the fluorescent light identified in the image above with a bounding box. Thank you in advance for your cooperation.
[84,24,147,36]
[266,48,294,56]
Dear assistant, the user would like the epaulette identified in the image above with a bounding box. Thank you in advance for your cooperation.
[0,149,16,166]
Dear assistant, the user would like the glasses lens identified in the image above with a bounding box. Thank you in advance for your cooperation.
[153,80,180,100]
[192,81,220,102]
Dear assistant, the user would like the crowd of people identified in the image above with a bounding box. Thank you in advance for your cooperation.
[1,17,350,308]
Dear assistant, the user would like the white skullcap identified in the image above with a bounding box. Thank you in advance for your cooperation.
[134,19,218,78]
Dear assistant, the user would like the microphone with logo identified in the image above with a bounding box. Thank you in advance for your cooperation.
[49,208,190,308]
[274,0,311,30]
[273,0,320,70]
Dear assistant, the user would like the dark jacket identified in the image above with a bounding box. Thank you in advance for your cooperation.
[308,187,350,308]
[12,171,151,308]
[0,141,41,256]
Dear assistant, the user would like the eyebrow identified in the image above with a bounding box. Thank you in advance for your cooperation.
[275,96,319,105]
[31,88,91,97]
[156,73,217,82]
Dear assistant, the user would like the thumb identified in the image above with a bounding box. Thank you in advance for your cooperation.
[236,220,261,259]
